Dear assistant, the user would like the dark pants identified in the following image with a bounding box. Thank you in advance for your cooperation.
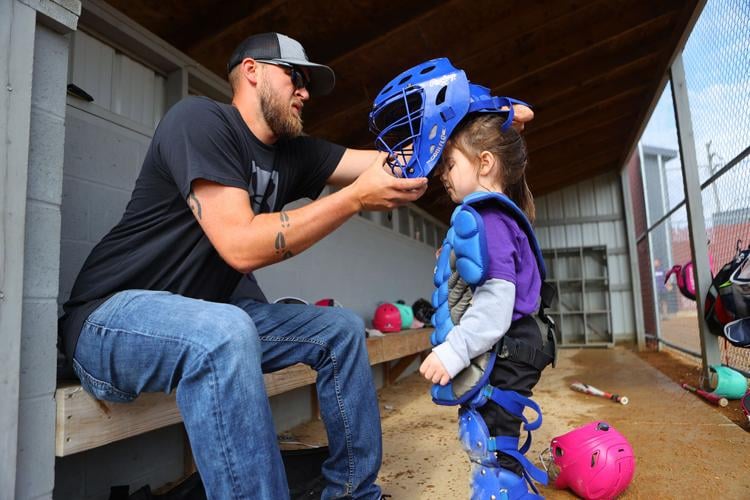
[477,316,544,476]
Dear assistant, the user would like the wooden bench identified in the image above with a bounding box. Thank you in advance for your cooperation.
[55,328,433,457]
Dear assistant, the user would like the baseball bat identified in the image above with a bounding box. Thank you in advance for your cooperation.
[681,383,728,407]
[570,382,629,405]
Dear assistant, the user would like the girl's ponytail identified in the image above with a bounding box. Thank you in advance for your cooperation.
[505,173,535,223]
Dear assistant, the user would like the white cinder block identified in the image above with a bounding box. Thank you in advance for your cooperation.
[60,176,90,242]
[16,396,56,500]
[58,240,95,304]
[23,201,62,298]
[87,185,131,242]
[27,109,65,205]
[19,299,58,399]
[32,25,70,119]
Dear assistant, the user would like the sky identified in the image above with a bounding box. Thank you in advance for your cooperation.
[639,0,750,220]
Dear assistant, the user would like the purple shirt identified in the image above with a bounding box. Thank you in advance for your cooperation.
[477,206,541,320]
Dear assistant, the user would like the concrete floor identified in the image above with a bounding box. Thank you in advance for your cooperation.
[288,347,750,499]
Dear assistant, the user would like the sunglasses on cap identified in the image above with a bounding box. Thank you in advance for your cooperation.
[257,60,310,90]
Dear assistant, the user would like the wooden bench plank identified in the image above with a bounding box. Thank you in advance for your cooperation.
[56,385,182,456]
[55,328,432,456]
[264,363,317,397]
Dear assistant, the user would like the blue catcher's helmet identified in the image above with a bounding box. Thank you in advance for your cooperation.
[369,57,529,178]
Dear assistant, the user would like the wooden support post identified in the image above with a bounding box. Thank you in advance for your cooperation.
[382,362,391,388]
[310,385,321,420]
[387,354,420,386]
[182,425,196,476]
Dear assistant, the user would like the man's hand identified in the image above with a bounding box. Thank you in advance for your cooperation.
[419,352,451,386]
[348,152,428,211]
[511,104,534,131]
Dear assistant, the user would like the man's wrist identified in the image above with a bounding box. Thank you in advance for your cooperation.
[338,183,364,212]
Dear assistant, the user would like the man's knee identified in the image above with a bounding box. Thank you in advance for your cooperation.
[319,308,367,353]
[330,308,365,334]
[192,303,259,356]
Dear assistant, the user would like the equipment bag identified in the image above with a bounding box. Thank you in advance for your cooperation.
[704,242,750,347]
[664,253,716,301]
[665,262,698,300]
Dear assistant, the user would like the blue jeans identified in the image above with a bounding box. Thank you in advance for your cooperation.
[72,290,382,500]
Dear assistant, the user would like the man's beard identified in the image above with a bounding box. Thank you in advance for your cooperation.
[259,78,303,139]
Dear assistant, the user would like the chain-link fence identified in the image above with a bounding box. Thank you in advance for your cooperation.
[635,0,750,374]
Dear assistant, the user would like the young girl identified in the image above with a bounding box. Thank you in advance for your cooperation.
[420,113,552,498]
[369,57,553,498]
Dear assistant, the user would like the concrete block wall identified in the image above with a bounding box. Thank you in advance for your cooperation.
[58,105,150,299]
[254,197,438,324]
[17,21,73,500]
[56,41,185,498]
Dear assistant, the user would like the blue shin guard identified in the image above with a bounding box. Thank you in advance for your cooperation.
[458,388,548,499]
[470,464,544,500]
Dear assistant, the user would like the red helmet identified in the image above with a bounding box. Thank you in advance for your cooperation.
[314,298,343,307]
[373,303,402,333]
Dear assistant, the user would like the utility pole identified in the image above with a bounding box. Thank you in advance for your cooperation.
[705,140,722,216]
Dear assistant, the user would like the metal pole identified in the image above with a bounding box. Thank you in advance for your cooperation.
[669,54,721,382]
[640,145,663,348]
[620,167,647,350]
[705,141,722,216]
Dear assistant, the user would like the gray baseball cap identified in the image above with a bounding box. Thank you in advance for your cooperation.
[227,32,335,96]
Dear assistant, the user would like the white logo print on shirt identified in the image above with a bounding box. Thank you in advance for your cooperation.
[249,160,279,213]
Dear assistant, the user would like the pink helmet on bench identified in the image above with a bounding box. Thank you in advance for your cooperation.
[545,421,635,500]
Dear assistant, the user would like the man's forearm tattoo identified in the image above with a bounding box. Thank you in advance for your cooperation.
[275,211,293,259]
[188,190,202,220]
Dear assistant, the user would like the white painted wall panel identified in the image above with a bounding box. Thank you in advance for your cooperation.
[581,222,599,246]
[114,54,166,128]
[69,31,166,128]
[70,31,114,110]
[562,185,580,218]
[579,181,597,216]
[536,172,636,341]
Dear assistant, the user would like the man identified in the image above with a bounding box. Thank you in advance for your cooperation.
[653,258,672,318]
[60,33,532,499]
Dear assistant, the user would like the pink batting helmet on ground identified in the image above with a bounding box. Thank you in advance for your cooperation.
[548,421,635,500]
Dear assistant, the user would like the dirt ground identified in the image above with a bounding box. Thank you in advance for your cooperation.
[286,346,750,499]
[636,348,749,430]
[652,309,749,428]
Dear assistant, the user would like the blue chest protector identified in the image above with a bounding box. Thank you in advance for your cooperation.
[430,192,557,499]
[431,192,555,405]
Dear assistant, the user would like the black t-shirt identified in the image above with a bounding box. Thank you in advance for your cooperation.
[60,96,345,358]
